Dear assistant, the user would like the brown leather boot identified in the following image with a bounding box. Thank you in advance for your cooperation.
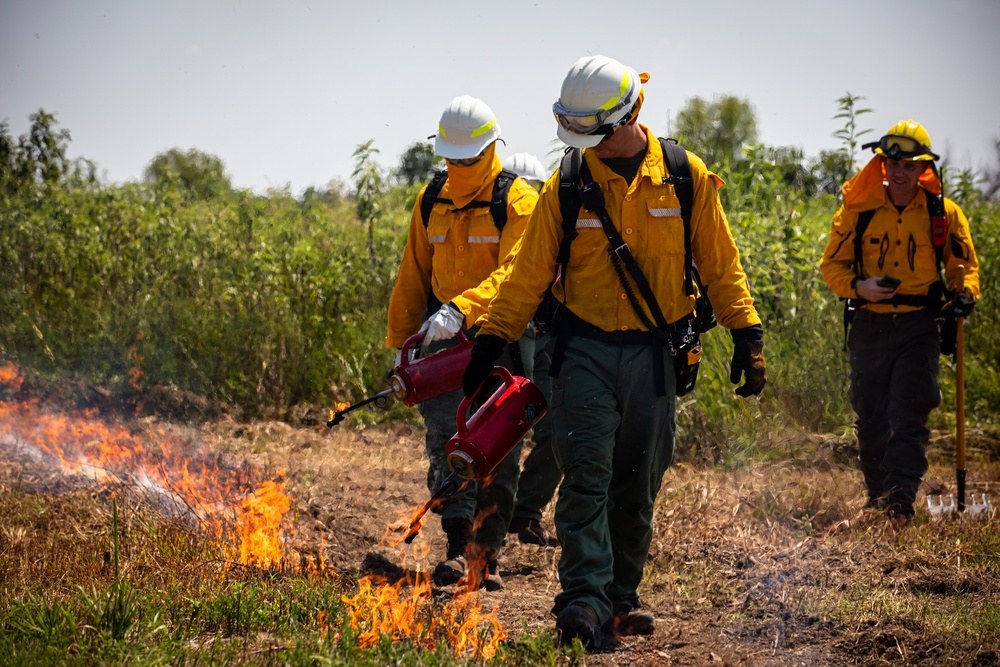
[432,518,472,586]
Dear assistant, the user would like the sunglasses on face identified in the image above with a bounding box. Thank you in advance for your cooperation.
[445,153,485,167]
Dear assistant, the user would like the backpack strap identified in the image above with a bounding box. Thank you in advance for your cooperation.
[659,138,695,296]
[851,208,877,278]
[488,168,516,232]
[546,147,585,380]
[926,188,946,265]
[419,168,515,232]
[420,170,449,227]
[556,147,583,280]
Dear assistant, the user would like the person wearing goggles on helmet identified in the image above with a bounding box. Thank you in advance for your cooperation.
[820,119,980,525]
[462,55,765,650]
[386,95,538,592]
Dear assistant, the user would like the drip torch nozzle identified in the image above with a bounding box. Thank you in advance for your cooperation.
[402,470,463,544]
[326,388,395,427]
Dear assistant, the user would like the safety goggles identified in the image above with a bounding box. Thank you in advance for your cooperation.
[552,79,636,136]
[865,134,939,161]
[445,152,485,167]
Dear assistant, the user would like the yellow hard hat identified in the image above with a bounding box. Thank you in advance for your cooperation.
[865,119,939,161]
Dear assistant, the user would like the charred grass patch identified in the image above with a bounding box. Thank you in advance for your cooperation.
[643,443,1000,666]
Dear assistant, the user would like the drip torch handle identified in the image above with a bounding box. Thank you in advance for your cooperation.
[400,329,469,366]
[455,366,515,438]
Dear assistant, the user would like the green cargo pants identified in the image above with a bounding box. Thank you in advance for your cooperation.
[549,336,676,623]
[419,338,524,553]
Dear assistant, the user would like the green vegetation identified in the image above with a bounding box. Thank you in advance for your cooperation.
[1,97,999,663]
[3,103,998,439]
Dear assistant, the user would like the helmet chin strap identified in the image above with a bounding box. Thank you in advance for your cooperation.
[590,98,642,142]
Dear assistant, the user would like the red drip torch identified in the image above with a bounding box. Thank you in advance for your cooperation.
[403,367,547,543]
[327,330,474,427]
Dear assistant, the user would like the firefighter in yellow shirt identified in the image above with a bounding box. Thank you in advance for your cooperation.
[820,119,979,523]
[386,96,537,590]
[462,55,765,648]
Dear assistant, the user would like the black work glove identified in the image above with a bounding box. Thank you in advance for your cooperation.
[730,324,766,398]
[941,290,975,318]
[462,334,507,397]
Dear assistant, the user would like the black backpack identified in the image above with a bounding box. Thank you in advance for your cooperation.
[419,168,518,231]
[416,168,519,319]
[548,137,716,333]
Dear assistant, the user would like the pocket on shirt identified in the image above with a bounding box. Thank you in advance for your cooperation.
[643,196,685,258]
[567,215,609,267]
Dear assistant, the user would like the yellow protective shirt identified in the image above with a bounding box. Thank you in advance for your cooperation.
[477,125,761,343]
[819,157,980,313]
[385,148,537,348]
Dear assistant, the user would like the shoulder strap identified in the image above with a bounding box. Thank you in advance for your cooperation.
[420,169,514,232]
[554,142,705,300]
[852,209,876,276]
[420,170,449,227]
[925,188,946,264]
[488,168,517,232]
[556,148,583,275]
[576,158,681,343]
[659,138,695,296]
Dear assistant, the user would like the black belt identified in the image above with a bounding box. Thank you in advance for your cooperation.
[549,309,691,396]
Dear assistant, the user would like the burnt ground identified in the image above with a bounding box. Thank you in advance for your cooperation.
[1,378,998,666]
[276,423,999,667]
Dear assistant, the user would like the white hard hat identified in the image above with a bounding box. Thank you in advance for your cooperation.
[502,152,548,186]
[433,95,501,160]
[553,55,644,148]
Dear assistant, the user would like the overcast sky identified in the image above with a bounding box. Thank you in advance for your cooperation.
[2,0,998,195]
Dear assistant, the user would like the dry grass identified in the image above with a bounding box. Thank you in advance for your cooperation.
[1,403,998,665]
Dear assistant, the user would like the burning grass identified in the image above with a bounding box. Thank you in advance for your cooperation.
[1,363,999,665]
[0,365,526,664]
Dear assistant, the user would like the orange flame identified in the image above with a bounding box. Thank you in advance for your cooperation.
[1,362,508,655]
[0,365,296,570]
[0,361,23,393]
[341,573,506,660]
